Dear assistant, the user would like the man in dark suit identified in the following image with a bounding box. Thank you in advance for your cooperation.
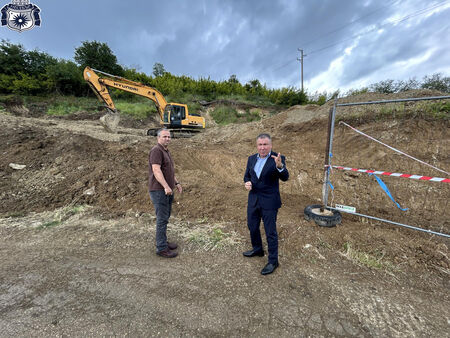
[243,133,289,275]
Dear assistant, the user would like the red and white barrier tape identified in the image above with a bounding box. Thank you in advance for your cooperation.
[328,165,450,183]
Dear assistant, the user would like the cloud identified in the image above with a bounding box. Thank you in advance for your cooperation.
[1,0,448,93]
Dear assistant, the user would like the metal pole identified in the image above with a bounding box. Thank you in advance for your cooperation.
[297,49,306,92]
[325,94,450,238]
[301,50,304,92]
[322,98,338,208]
[326,207,450,239]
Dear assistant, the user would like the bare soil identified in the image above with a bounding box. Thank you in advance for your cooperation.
[0,90,449,336]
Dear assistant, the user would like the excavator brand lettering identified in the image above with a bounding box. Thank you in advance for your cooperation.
[113,83,139,92]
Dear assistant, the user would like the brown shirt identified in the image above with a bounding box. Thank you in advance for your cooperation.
[148,143,176,191]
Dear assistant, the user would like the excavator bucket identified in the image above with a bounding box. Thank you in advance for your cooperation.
[99,111,120,133]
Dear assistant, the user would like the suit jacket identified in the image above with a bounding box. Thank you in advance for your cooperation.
[244,151,289,210]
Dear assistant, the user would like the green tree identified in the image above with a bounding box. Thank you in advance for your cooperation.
[0,74,16,93]
[74,40,123,75]
[228,74,239,84]
[46,60,85,96]
[245,79,263,96]
[25,49,58,76]
[12,72,42,95]
[152,62,166,77]
[0,40,27,76]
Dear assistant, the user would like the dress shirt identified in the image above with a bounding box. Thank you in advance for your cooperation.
[254,154,270,178]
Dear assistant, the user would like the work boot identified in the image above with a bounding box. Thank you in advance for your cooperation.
[157,248,178,258]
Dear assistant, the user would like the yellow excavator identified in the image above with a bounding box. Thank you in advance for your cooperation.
[83,67,205,136]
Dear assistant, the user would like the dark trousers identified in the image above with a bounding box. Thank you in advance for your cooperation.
[149,190,174,252]
[247,205,278,264]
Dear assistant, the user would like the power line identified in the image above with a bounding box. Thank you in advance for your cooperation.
[307,0,450,56]
[250,0,449,84]
[272,59,296,72]
[300,0,400,48]
[256,1,399,77]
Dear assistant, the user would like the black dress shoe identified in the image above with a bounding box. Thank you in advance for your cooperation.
[243,249,264,257]
[261,262,279,275]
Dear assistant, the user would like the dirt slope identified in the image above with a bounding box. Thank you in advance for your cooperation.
[0,90,449,336]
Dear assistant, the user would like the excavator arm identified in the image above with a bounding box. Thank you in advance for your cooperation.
[83,67,205,136]
[84,67,168,125]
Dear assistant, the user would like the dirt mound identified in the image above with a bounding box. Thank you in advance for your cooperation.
[1,90,449,276]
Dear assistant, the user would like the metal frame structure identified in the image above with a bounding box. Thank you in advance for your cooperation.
[322,95,450,238]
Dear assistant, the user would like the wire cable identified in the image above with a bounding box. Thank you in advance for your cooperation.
[300,0,400,48]
[339,121,450,176]
[307,0,450,55]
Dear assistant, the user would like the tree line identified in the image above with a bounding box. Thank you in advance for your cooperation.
[0,40,448,105]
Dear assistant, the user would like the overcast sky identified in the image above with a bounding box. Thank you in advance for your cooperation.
[1,0,449,93]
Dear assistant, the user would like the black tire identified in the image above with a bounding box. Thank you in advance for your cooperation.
[304,204,342,227]
[146,129,157,136]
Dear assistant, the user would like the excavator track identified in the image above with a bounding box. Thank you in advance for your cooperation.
[146,128,202,138]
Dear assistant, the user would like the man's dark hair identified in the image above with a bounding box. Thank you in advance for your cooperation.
[256,133,271,141]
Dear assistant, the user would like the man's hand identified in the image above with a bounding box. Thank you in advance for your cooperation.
[176,183,182,194]
[271,153,283,169]
[164,186,173,195]
[244,181,252,191]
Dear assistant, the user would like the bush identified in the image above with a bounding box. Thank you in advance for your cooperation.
[211,105,261,125]
[46,60,85,96]
[12,73,43,95]
[421,73,450,93]
[211,105,238,125]
[0,74,16,93]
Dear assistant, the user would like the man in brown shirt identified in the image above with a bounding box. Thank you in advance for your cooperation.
[149,128,182,258]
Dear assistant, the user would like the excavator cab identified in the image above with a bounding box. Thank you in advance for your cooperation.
[164,104,186,127]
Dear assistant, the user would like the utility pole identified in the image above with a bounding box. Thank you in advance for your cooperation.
[297,48,306,92]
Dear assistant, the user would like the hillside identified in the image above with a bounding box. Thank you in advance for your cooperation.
[0,90,449,336]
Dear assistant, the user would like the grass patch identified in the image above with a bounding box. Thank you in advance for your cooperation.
[5,211,27,218]
[377,103,406,120]
[172,220,242,251]
[417,101,450,119]
[47,102,80,115]
[0,94,23,105]
[343,242,398,272]
[337,100,449,125]
[63,205,88,217]
[42,95,158,119]
[44,96,99,115]
[38,220,61,229]
[211,105,261,125]
[211,105,238,125]
[318,239,331,250]
[115,101,156,119]
[36,205,90,230]
[187,227,235,250]
[14,94,283,122]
